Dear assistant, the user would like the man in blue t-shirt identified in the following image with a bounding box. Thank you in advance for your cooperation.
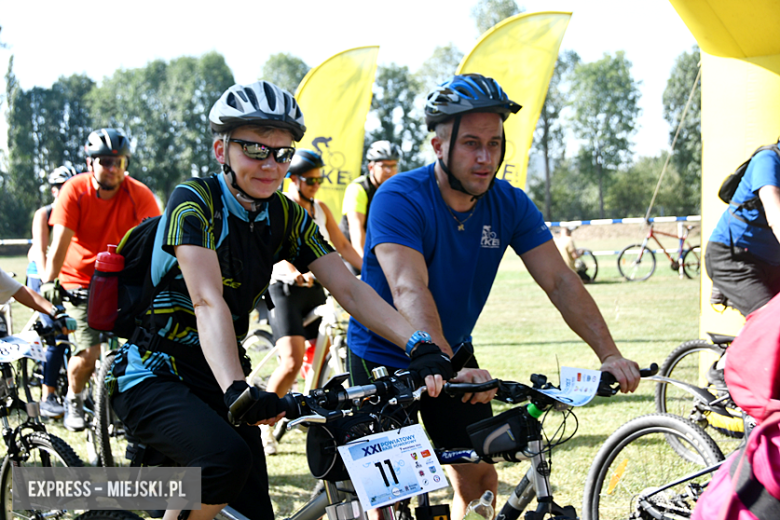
[707,145,780,316]
[347,73,640,519]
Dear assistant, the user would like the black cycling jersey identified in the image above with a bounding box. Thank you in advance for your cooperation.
[110,174,334,394]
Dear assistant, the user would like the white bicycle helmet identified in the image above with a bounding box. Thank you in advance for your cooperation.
[366,141,402,162]
[209,81,306,142]
[47,165,78,186]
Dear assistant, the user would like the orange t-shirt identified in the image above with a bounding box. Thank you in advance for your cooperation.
[50,172,161,287]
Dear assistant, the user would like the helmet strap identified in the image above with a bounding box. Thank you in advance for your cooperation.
[222,133,274,211]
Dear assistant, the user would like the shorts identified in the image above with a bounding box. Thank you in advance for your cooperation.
[63,292,103,353]
[346,348,492,449]
[705,240,780,316]
[111,376,273,518]
[267,282,326,341]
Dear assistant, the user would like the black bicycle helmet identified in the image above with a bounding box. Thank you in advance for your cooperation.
[424,73,521,131]
[84,129,132,158]
[366,141,402,162]
[47,165,78,186]
[287,149,325,177]
[209,81,306,142]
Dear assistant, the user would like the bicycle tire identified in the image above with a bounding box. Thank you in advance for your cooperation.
[681,246,701,279]
[582,413,723,520]
[576,248,598,283]
[655,339,744,456]
[94,350,129,467]
[0,431,85,520]
[73,511,145,520]
[617,244,656,282]
[242,329,274,353]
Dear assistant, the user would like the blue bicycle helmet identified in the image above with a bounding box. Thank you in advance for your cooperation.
[424,73,521,131]
[287,149,325,177]
[424,74,521,200]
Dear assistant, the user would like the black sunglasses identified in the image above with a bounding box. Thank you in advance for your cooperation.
[299,177,325,186]
[230,139,295,164]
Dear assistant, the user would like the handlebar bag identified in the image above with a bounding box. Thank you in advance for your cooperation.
[466,407,530,458]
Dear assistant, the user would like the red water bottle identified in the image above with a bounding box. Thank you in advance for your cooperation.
[87,245,124,331]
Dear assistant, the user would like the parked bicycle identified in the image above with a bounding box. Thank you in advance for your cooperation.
[617,222,700,281]
[221,354,658,520]
[653,332,753,459]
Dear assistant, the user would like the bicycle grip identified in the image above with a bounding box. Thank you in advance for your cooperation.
[227,386,256,426]
[597,363,659,396]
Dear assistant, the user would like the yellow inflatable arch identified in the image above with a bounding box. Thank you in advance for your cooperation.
[669,0,780,337]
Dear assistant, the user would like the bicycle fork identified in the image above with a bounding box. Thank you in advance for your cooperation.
[497,439,576,520]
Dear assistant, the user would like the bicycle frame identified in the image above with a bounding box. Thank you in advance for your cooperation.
[639,224,696,266]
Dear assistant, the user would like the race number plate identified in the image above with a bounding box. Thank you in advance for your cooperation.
[338,424,448,510]
[0,333,46,363]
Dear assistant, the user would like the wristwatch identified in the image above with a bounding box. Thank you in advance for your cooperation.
[405,330,432,356]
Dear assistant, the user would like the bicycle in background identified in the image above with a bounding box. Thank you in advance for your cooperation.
[617,222,700,281]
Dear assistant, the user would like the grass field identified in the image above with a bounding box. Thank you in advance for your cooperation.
[0,238,703,518]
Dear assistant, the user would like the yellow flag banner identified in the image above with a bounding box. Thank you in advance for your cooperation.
[295,46,379,217]
[457,12,571,189]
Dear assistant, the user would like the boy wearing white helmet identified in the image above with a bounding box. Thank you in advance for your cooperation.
[107,81,451,520]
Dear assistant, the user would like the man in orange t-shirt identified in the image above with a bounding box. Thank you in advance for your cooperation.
[42,128,160,431]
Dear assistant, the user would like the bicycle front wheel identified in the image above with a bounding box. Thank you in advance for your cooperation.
[0,432,84,520]
[582,413,723,520]
[576,248,598,283]
[94,350,130,467]
[617,244,656,281]
[681,246,701,279]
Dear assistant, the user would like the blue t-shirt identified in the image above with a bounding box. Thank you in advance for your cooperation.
[348,163,552,368]
[710,150,780,264]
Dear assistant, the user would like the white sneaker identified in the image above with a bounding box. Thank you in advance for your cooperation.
[64,394,85,432]
[260,424,278,456]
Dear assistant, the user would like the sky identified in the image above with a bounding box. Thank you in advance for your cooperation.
[0,0,697,159]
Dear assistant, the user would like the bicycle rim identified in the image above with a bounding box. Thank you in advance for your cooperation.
[0,432,84,520]
[682,247,701,279]
[583,414,722,520]
[617,245,656,281]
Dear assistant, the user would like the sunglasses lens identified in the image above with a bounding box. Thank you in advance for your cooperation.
[97,156,126,169]
[304,177,324,186]
[240,143,271,161]
[275,148,295,163]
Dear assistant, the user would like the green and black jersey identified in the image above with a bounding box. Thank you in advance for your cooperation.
[110,173,333,394]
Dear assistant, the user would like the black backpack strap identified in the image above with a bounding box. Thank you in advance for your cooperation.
[727,143,780,234]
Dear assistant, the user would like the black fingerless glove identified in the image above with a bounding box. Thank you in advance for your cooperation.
[224,381,280,426]
[408,341,453,383]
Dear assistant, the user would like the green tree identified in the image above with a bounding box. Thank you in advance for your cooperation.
[663,45,701,211]
[532,50,580,220]
[527,158,599,221]
[605,155,693,218]
[416,44,464,94]
[570,51,641,218]
[366,64,427,170]
[88,52,234,203]
[260,53,310,93]
[471,0,524,35]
